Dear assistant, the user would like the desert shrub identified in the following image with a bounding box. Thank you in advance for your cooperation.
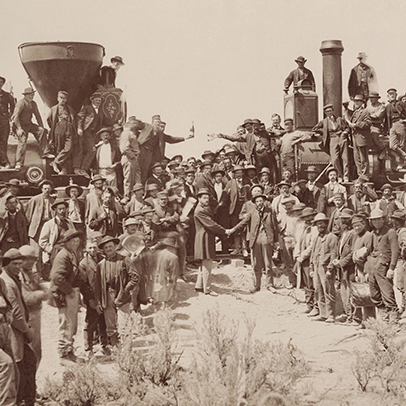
[351,319,406,399]
[184,307,309,406]
[40,359,118,406]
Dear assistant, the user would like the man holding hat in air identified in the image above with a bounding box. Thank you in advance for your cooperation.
[12,87,51,170]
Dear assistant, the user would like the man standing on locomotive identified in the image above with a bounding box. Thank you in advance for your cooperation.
[12,87,52,170]
[47,91,76,175]
[0,76,15,170]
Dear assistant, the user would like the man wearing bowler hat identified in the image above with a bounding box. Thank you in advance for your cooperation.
[47,91,76,175]
[0,76,15,169]
[309,213,338,323]
[232,193,279,293]
[12,87,52,170]
[194,188,228,296]
[346,94,372,177]
[312,104,350,182]
[284,56,315,94]
[367,208,399,322]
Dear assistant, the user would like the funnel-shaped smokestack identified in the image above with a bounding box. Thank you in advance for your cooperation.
[18,41,105,112]
[319,40,344,116]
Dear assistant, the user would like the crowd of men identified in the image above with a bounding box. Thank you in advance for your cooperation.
[2,54,406,405]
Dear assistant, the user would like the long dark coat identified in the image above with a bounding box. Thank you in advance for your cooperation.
[194,203,226,260]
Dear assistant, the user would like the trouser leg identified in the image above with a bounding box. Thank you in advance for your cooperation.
[325,270,336,318]
[340,137,349,180]
[139,147,153,184]
[16,343,37,406]
[81,132,97,170]
[0,348,17,406]
[30,123,49,156]
[29,310,42,370]
[57,288,80,356]
[301,261,314,309]
[15,131,28,166]
[84,305,100,351]
[0,119,10,166]
[54,134,73,168]
[104,289,118,339]
[121,155,137,200]
[117,303,131,338]
[314,266,326,317]
[374,264,398,312]
[330,137,343,179]
[340,274,352,319]
[201,259,212,293]
[251,242,265,290]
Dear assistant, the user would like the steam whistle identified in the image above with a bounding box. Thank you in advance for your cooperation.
[189,121,195,138]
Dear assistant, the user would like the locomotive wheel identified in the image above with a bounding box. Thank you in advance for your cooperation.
[26,166,44,184]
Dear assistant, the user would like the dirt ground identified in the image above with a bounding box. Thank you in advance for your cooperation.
[37,262,398,405]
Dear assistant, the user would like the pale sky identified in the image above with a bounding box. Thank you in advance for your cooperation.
[2,0,406,159]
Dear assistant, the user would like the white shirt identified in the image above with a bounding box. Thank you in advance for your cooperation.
[214,182,223,201]
[99,143,112,168]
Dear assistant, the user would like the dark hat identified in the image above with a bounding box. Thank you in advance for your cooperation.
[251,118,261,124]
[387,88,397,93]
[172,154,183,161]
[200,159,213,168]
[131,183,144,193]
[202,150,215,158]
[65,184,83,197]
[299,207,317,219]
[38,179,54,189]
[151,114,161,121]
[353,95,364,101]
[58,90,69,97]
[96,127,112,136]
[391,210,406,221]
[98,235,120,249]
[60,229,83,244]
[242,119,253,127]
[252,193,267,203]
[161,232,179,249]
[295,56,307,63]
[232,165,245,173]
[0,76,5,83]
[105,186,117,197]
[22,87,35,95]
[305,165,318,173]
[211,164,225,176]
[351,213,367,224]
[2,248,24,266]
[90,174,106,184]
[167,160,178,168]
[51,198,68,210]
[369,91,380,99]
[151,162,163,170]
[312,213,329,224]
[110,56,125,65]
[380,183,393,191]
[196,188,210,197]
[90,92,103,100]
[323,104,334,110]
[338,208,354,219]
[250,183,264,194]
[278,181,291,188]
[284,118,294,124]
[122,233,145,253]
[173,166,185,174]
[293,179,307,186]
[6,179,21,187]
[112,123,123,131]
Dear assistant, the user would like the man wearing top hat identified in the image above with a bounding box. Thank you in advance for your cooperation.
[1,248,36,405]
[0,76,15,170]
[312,104,350,182]
[75,92,103,177]
[100,56,125,88]
[26,180,55,244]
[65,184,86,234]
[39,199,75,266]
[346,94,372,177]
[50,230,98,361]
[47,91,76,175]
[284,56,315,94]
[367,208,399,322]
[348,53,377,102]
[11,87,51,170]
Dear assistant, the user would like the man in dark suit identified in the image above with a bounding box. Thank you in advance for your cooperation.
[47,91,76,175]
[145,162,165,191]
[194,188,228,296]
[0,76,15,169]
[12,87,51,170]
[284,56,315,93]
[312,104,350,182]
[194,160,218,210]
[345,94,372,177]
[138,115,192,183]
[232,193,279,293]
[305,166,323,209]
[75,93,103,176]
[0,195,29,254]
